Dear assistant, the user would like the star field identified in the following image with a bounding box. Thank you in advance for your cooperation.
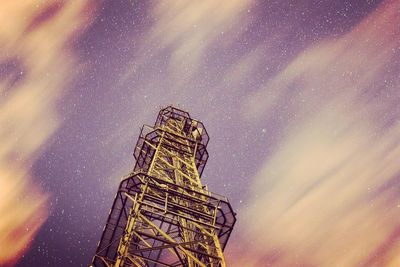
[1,0,399,266]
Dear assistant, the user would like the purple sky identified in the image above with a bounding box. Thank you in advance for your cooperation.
[2,1,400,266]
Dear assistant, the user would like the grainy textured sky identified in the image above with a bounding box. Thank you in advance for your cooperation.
[1,0,400,266]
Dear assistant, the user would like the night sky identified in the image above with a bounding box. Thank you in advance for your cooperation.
[2,0,400,266]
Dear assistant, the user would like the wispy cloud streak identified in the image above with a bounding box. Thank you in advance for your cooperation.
[233,0,400,266]
[0,1,94,265]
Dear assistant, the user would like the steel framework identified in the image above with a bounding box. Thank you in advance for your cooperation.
[91,106,236,267]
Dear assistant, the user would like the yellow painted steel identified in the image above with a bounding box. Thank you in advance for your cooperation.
[114,116,226,266]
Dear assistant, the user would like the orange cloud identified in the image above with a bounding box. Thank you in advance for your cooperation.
[234,0,400,266]
[0,1,95,265]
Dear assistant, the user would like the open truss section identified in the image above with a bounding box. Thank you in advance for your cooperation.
[91,106,236,267]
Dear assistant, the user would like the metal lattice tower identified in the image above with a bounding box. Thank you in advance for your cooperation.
[91,106,236,267]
